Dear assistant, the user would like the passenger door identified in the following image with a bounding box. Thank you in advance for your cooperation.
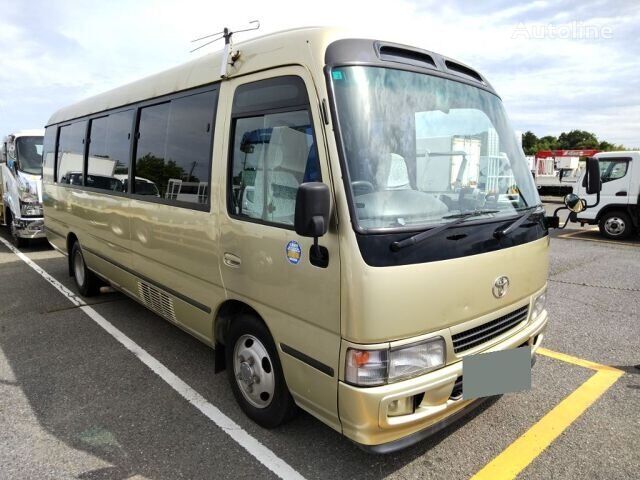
[217,68,341,430]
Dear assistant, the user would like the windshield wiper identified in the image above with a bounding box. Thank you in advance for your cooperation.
[493,206,541,239]
[390,210,500,251]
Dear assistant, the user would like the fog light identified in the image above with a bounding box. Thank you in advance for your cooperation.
[387,396,415,417]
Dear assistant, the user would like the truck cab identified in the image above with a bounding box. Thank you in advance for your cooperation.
[1,129,46,246]
[571,151,639,239]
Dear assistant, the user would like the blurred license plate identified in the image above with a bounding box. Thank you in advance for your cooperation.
[463,346,531,399]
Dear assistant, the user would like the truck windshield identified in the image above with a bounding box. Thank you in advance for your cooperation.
[331,66,539,231]
[16,136,44,175]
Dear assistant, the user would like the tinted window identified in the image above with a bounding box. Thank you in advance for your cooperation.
[42,127,56,183]
[232,76,310,115]
[228,78,319,227]
[16,136,43,175]
[600,159,629,183]
[57,121,87,184]
[134,90,216,204]
[87,110,133,192]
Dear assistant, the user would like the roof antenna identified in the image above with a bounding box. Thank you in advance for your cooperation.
[191,20,260,78]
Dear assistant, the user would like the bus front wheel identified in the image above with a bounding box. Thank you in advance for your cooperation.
[226,314,297,428]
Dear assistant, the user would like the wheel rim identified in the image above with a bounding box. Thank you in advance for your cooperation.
[604,216,626,236]
[233,334,275,409]
[73,250,86,286]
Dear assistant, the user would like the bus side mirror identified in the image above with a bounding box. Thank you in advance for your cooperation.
[564,193,585,213]
[584,157,601,195]
[295,182,330,238]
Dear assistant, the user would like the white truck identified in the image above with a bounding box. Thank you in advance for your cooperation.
[569,151,639,239]
[1,130,46,246]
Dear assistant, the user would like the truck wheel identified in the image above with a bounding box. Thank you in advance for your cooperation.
[7,212,28,248]
[70,241,100,296]
[226,314,297,428]
[598,211,633,239]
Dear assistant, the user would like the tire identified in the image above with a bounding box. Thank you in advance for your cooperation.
[225,314,297,428]
[70,241,100,296]
[598,211,633,240]
[7,212,28,248]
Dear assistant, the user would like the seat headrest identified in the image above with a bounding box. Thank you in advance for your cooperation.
[375,153,411,189]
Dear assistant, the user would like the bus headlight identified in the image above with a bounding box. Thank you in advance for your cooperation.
[345,337,446,386]
[389,337,445,382]
[532,289,547,320]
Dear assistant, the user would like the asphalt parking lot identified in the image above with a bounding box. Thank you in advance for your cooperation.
[0,215,638,479]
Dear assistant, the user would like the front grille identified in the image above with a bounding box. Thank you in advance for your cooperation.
[452,306,529,354]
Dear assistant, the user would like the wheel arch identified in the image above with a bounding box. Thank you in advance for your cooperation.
[213,299,269,373]
[595,204,631,223]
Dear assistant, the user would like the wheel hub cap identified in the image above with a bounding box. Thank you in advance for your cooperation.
[233,334,275,409]
[605,217,625,236]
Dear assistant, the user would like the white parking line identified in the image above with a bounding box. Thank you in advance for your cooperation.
[0,237,305,480]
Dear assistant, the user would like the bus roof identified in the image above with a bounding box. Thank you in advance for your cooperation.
[47,27,345,126]
[46,26,495,127]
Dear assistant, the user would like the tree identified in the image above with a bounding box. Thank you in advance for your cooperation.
[598,140,625,152]
[557,130,599,149]
[521,131,538,156]
[522,129,625,154]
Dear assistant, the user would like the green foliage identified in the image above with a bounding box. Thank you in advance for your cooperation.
[521,130,626,155]
[135,153,192,196]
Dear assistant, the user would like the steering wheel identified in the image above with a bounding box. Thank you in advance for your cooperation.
[351,180,375,196]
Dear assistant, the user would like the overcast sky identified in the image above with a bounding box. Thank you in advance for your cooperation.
[0,0,637,147]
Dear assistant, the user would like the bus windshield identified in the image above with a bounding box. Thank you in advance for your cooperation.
[16,136,44,175]
[330,66,540,231]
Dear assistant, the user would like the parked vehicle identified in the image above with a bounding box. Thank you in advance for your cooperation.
[533,149,598,196]
[42,27,598,451]
[1,130,45,246]
[569,151,639,239]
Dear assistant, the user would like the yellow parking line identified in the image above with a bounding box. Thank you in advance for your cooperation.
[537,347,621,373]
[470,350,623,480]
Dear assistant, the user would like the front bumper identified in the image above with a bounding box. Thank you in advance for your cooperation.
[13,217,46,239]
[338,310,548,451]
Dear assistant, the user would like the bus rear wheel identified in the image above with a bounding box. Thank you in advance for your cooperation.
[71,241,100,296]
[599,211,633,240]
[225,314,297,428]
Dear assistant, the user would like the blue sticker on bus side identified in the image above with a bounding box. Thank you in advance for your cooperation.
[286,240,302,265]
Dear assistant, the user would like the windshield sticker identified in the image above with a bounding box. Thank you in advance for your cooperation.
[286,240,302,265]
[332,70,344,80]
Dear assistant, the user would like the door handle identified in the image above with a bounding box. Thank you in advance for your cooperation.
[223,252,241,268]
[615,191,627,196]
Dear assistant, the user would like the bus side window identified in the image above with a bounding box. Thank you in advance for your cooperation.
[42,126,57,183]
[228,76,320,227]
[133,89,217,205]
[57,121,87,185]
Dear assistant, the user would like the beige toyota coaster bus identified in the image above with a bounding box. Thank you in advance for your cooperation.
[43,27,558,451]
